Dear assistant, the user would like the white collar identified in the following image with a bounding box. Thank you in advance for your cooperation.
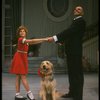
[74,16,82,20]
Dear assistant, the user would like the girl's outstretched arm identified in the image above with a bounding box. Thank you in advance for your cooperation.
[24,38,48,45]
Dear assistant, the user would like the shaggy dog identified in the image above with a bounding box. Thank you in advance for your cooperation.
[38,61,62,100]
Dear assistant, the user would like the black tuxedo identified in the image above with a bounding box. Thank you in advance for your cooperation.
[56,16,86,100]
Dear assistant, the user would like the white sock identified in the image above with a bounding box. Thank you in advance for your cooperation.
[16,92,20,96]
[27,90,31,94]
[27,91,34,99]
[15,93,24,98]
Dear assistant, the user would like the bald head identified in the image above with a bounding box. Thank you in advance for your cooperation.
[74,6,84,16]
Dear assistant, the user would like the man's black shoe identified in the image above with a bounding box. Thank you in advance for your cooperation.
[61,93,73,98]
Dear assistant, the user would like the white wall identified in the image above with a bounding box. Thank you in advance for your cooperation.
[22,0,99,68]
[22,0,73,57]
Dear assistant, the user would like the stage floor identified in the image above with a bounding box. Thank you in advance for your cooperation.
[2,73,99,100]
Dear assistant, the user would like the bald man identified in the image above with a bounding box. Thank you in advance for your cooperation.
[48,6,86,100]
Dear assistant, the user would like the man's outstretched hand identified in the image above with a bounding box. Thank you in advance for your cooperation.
[47,37,63,45]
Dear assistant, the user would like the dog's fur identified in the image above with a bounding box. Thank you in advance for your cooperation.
[39,61,62,100]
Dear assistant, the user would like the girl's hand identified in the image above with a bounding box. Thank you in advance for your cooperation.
[47,37,54,42]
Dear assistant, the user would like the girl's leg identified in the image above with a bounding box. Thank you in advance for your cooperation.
[15,74,26,98]
[21,74,35,99]
[20,74,30,92]
[15,74,21,93]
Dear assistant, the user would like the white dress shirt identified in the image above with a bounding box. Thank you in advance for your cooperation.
[53,35,58,42]
[73,16,82,20]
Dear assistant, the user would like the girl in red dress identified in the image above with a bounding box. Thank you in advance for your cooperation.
[10,26,48,100]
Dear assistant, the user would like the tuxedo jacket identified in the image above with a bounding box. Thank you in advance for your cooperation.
[56,17,86,55]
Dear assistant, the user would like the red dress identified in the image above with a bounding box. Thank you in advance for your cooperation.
[10,37,29,74]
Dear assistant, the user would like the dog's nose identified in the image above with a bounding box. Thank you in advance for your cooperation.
[43,65,46,69]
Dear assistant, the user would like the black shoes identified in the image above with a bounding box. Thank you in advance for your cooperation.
[61,93,73,98]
